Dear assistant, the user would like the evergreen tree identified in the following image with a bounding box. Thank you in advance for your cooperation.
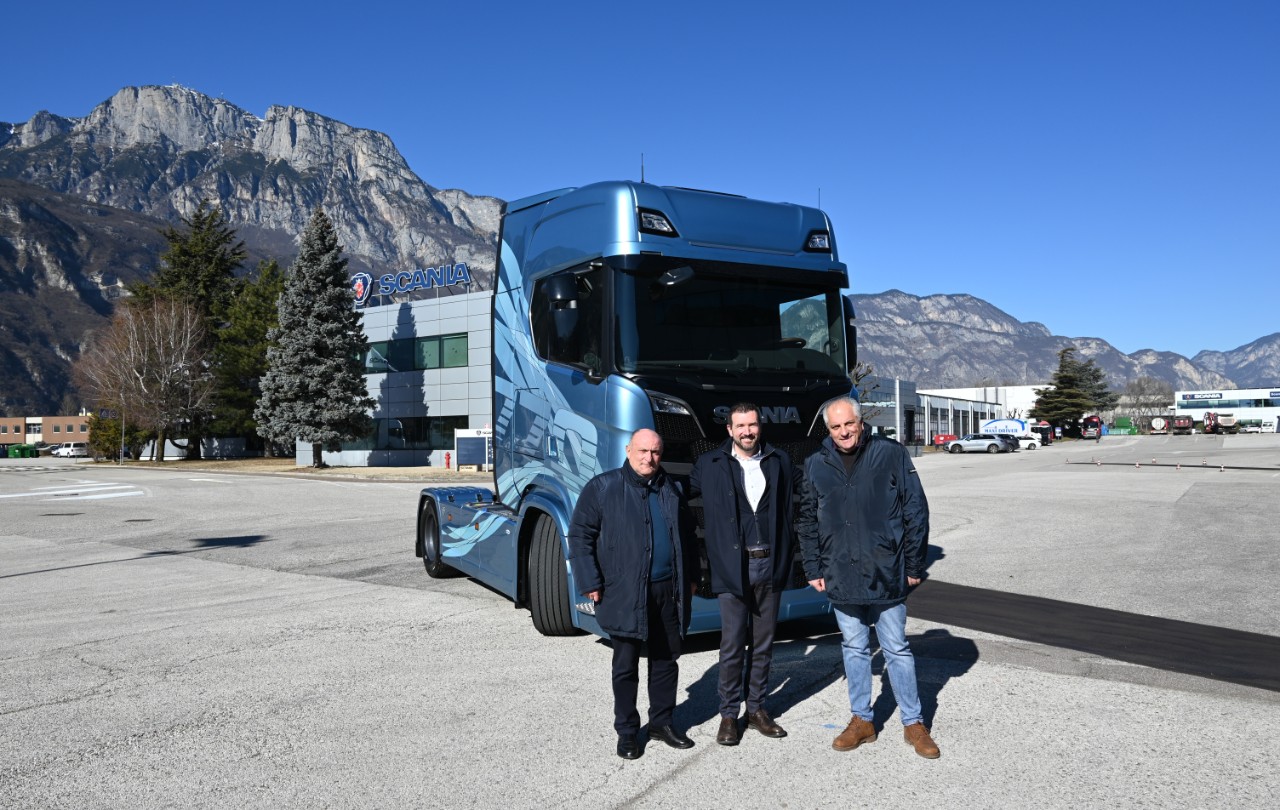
[1031,347,1117,432]
[255,208,374,467]
[1031,348,1094,430]
[129,200,247,459]
[132,200,247,319]
[211,260,285,448]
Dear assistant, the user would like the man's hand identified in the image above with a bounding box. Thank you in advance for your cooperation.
[808,578,825,593]
[907,576,921,587]
[587,590,601,603]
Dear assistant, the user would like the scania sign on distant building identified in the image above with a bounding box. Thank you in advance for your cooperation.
[351,263,473,306]
[1182,392,1223,400]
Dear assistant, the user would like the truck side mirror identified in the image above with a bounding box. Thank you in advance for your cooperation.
[544,274,578,305]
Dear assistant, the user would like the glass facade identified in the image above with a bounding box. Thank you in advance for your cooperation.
[342,416,470,452]
[364,333,469,373]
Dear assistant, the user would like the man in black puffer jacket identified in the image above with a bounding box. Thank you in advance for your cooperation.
[797,396,940,759]
[568,428,700,760]
[689,403,794,746]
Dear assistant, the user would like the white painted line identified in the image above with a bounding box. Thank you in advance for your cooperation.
[0,485,135,499]
[46,490,145,501]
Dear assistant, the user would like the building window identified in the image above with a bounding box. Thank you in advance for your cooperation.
[342,416,470,451]
[365,334,469,373]
[53,425,61,433]
[1,426,7,434]
[80,424,88,433]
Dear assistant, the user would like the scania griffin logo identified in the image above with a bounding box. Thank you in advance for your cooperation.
[712,405,802,424]
[351,272,373,306]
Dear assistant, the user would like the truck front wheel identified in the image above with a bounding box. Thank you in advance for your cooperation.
[420,503,459,578]
[528,515,580,636]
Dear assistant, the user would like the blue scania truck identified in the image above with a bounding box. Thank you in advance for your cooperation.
[415,180,856,636]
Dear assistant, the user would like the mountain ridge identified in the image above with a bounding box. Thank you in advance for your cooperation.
[2,85,1276,414]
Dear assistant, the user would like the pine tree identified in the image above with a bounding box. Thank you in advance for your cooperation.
[255,208,374,467]
[211,259,285,447]
[129,199,247,458]
[1031,347,1117,432]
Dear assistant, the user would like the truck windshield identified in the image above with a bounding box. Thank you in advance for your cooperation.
[613,263,846,379]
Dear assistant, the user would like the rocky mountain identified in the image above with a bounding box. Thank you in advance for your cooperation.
[0,85,501,284]
[850,290,1239,390]
[0,85,1273,415]
[1192,335,1280,389]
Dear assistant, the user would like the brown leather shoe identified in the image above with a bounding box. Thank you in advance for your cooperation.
[716,716,741,746]
[904,723,940,758]
[746,709,787,738]
[832,716,877,751]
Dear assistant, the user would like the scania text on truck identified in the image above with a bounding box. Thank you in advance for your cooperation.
[414,181,856,636]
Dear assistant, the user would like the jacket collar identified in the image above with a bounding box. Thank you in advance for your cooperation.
[821,432,869,466]
[622,460,665,490]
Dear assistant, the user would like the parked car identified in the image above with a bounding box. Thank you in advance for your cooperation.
[944,434,1011,454]
[52,441,89,458]
[995,435,1021,452]
[1018,434,1041,450]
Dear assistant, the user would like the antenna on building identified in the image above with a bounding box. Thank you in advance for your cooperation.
[640,153,645,183]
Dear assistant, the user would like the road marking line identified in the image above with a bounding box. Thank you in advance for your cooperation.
[46,490,145,501]
[0,485,135,499]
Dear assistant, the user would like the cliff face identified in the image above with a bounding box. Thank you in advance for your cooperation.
[1,85,501,284]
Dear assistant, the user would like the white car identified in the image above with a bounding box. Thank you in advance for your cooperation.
[52,441,89,458]
[1017,435,1040,450]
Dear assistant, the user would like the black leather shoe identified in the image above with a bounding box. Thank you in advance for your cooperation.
[716,716,741,746]
[747,709,788,738]
[617,733,641,759]
[648,724,694,749]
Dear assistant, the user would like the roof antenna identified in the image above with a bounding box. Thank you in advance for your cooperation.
[640,152,645,183]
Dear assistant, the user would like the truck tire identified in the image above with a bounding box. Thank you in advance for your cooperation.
[528,515,579,636]
[420,503,459,578]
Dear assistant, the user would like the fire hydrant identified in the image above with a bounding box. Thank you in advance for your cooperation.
[445,452,451,470]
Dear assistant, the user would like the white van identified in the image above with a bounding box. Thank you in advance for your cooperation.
[52,442,89,458]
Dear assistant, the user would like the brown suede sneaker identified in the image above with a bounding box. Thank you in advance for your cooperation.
[904,723,940,758]
[832,716,877,751]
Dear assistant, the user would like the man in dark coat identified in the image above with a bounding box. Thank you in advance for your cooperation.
[796,396,941,759]
[568,428,700,760]
[689,403,793,746]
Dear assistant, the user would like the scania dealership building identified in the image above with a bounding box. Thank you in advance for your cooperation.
[310,276,493,467]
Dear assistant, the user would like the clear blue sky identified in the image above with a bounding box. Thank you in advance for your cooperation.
[5,1,1277,358]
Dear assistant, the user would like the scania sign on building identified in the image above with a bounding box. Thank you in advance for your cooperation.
[351,262,473,306]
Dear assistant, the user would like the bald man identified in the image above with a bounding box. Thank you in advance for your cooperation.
[568,429,701,760]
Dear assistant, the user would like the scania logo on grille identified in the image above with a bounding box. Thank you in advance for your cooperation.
[712,405,802,425]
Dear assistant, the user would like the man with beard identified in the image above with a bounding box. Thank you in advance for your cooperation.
[690,403,795,745]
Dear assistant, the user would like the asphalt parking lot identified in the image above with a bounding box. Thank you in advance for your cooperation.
[2,434,1278,807]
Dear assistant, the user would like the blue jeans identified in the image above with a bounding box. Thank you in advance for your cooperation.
[833,602,922,727]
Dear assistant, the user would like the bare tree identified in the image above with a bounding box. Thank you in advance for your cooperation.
[75,299,213,462]
[1121,376,1174,431]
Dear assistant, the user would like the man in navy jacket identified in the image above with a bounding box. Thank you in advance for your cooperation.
[568,428,700,760]
[796,396,940,759]
[689,403,794,745]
